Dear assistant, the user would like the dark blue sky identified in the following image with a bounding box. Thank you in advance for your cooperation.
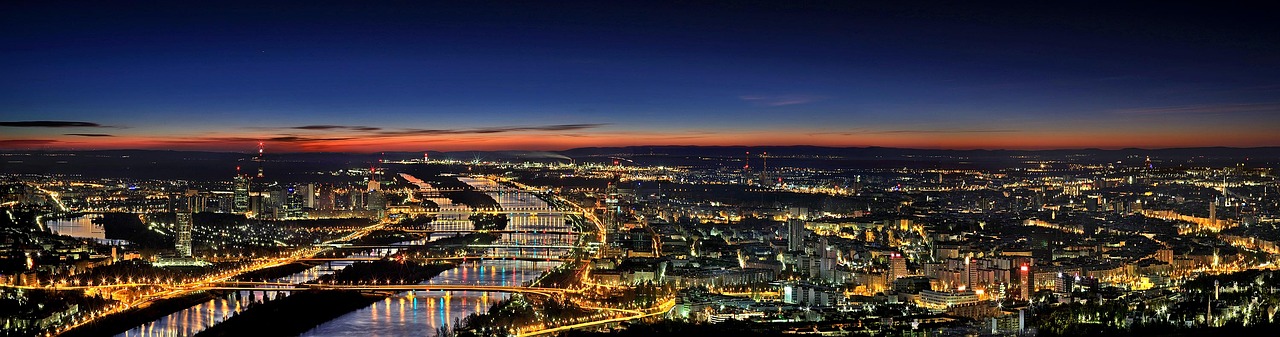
[3,1,1278,151]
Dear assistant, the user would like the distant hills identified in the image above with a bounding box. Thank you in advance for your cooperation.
[4,146,1278,163]
[5,145,1279,160]
[1,146,1275,181]
[556,145,1280,161]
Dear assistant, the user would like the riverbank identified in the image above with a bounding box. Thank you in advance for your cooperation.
[60,291,217,337]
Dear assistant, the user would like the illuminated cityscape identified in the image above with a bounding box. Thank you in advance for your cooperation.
[3,2,1280,337]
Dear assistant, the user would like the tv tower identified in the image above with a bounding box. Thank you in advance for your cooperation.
[255,142,265,178]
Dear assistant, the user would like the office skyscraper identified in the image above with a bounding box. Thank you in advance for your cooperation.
[788,219,807,251]
[233,175,250,213]
[302,183,317,209]
[175,211,193,257]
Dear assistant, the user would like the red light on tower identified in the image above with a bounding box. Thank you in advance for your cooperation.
[1020,264,1029,272]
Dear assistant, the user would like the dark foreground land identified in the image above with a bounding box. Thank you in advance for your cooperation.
[197,261,456,336]
[193,290,380,337]
[60,291,217,337]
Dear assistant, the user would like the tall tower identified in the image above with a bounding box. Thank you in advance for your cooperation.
[255,142,265,178]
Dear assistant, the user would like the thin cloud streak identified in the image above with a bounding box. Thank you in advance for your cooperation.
[811,129,1020,136]
[148,123,609,148]
[160,136,356,144]
[254,123,607,137]
[1113,102,1280,115]
[873,129,1019,134]
[374,123,608,136]
[291,125,383,131]
[739,95,826,106]
[0,139,61,147]
[64,133,115,137]
[0,121,105,128]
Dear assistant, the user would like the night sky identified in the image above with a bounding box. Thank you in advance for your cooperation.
[2,1,1278,152]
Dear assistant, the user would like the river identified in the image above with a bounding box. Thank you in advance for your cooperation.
[301,176,572,336]
[44,213,131,245]
[96,176,573,336]
[116,247,401,337]
[300,260,560,337]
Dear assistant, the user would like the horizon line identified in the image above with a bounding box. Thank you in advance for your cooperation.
[2,144,1279,155]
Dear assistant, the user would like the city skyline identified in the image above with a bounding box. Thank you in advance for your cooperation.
[4,1,1279,152]
[7,3,1280,336]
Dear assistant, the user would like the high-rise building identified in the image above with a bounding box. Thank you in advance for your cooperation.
[890,252,908,279]
[1209,200,1217,225]
[249,194,264,216]
[964,257,973,290]
[175,211,193,257]
[302,183,316,209]
[1019,263,1032,301]
[269,187,286,219]
[349,188,366,211]
[367,190,386,211]
[604,177,623,241]
[318,184,335,211]
[819,239,839,281]
[1056,273,1075,293]
[282,185,306,218]
[787,219,807,251]
[233,175,250,213]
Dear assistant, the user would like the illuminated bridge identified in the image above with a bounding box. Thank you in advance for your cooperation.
[297,256,575,262]
[204,282,567,297]
[394,229,580,236]
[406,208,581,215]
[325,243,580,250]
